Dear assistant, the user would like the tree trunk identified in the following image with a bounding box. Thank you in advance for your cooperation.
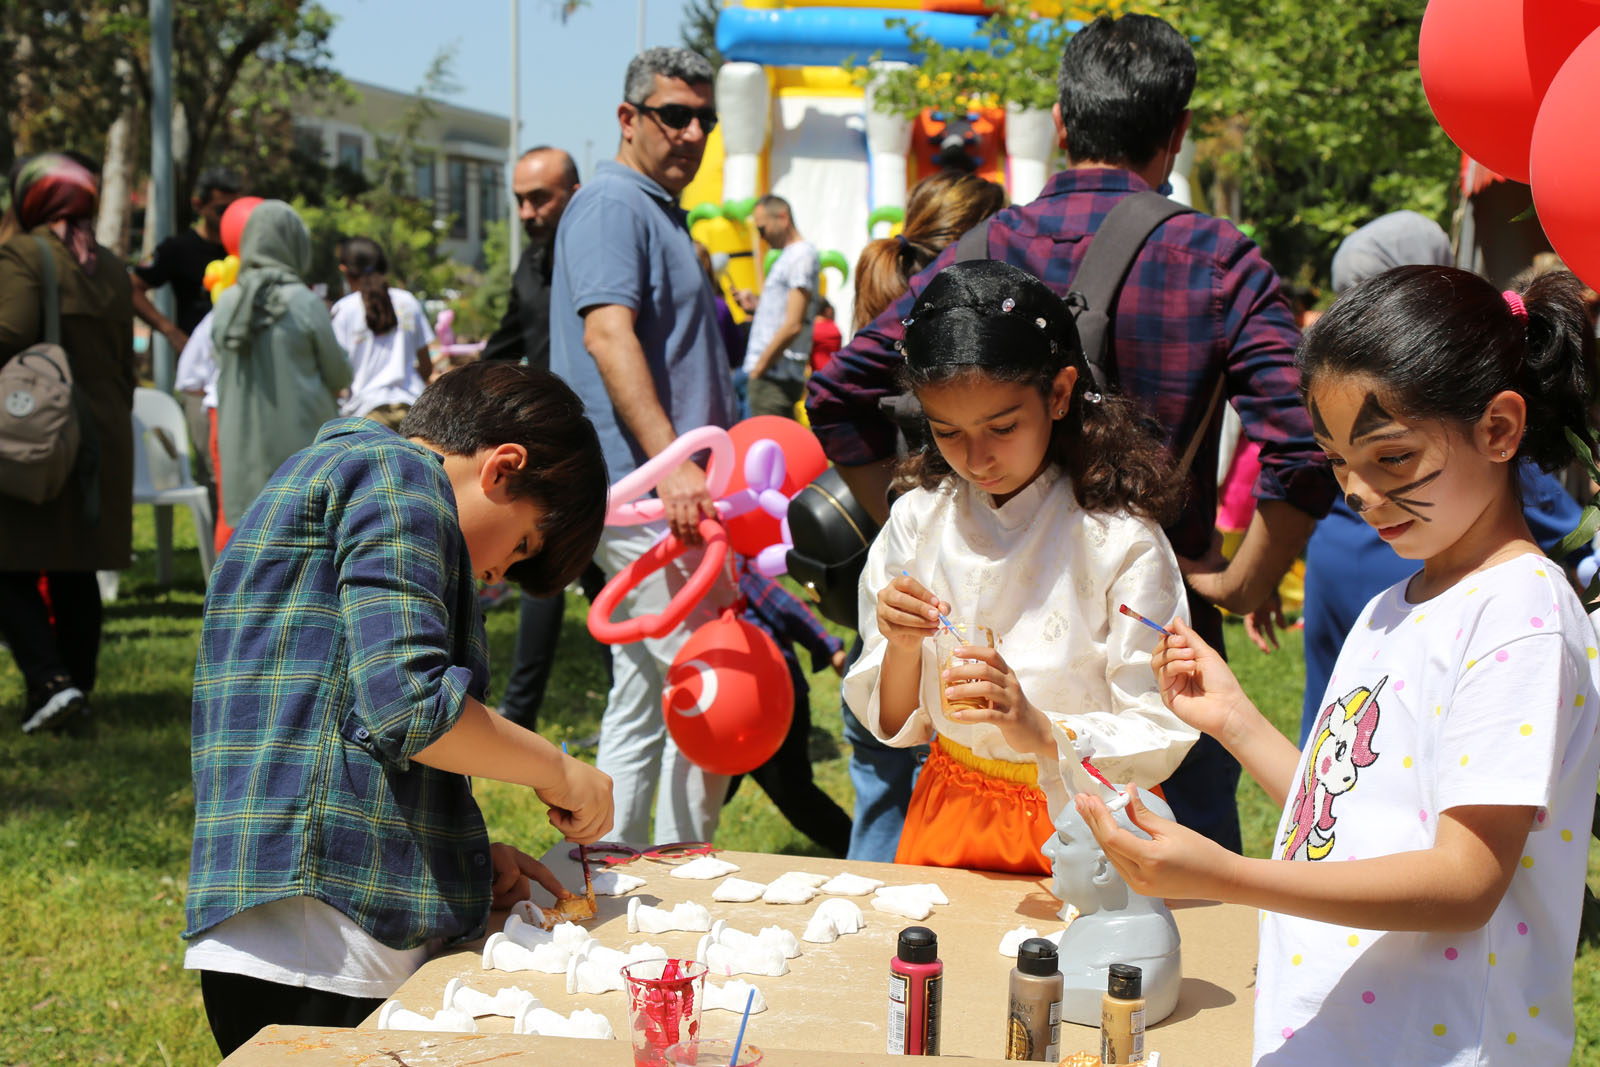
[97,107,137,256]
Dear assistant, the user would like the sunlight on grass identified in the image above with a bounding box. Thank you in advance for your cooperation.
[2,508,1597,1064]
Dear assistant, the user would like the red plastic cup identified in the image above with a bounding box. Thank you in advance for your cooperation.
[622,958,708,1067]
[665,1037,764,1065]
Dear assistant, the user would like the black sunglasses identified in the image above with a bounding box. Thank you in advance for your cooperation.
[632,102,718,135]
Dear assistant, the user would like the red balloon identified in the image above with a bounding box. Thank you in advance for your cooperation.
[219,196,264,257]
[662,608,793,775]
[1530,26,1600,291]
[1419,0,1600,184]
[723,416,828,557]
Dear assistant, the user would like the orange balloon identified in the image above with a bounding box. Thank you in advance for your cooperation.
[218,196,264,256]
[723,416,828,558]
[662,609,793,776]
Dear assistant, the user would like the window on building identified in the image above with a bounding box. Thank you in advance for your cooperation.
[337,133,364,174]
[413,154,435,204]
[447,157,468,238]
[478,162,502,229]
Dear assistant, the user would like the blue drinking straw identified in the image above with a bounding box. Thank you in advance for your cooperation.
[731,987,756,1065]
[900,569,963,640]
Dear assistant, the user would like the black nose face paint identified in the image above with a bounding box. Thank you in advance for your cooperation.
[1345,492,1365,513]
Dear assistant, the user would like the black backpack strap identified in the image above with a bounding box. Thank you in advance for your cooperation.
[32,234,61,346]
[951,217,992,263]
[1070,191,1191,392]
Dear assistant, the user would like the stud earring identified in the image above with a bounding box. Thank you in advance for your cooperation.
[1057,409,1066,417]
[1500,450,1507,458]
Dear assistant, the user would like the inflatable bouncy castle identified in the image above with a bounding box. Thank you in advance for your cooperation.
[683,1,1094,332]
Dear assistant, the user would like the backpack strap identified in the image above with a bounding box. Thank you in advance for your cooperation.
[1070,190,1191,393]
[951,217,992,263]
[31,235,61,347]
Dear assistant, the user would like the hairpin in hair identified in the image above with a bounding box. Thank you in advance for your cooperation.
[1001,297,1015,312]
[1084,391,1103,404]
[1502,290,1527,321]
[895,233,909,249]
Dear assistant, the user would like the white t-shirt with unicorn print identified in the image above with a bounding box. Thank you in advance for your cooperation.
[1255,554,1600,1066]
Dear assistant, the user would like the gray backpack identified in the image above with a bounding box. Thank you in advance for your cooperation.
[0,235,95,515]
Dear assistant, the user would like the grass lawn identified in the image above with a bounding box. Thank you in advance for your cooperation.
[4,505,1599,1064]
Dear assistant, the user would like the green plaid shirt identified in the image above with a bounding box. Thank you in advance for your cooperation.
[184,418,493,951]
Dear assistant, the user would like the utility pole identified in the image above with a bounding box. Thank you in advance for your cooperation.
[149,0,175,392]
[636,0,645,53]
[508,0,522,270]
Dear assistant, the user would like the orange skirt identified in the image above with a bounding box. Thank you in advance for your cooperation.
[894,734,1055,876]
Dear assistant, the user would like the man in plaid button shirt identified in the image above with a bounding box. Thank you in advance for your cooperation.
[807,14,1335,860]
[182,363,614,1056]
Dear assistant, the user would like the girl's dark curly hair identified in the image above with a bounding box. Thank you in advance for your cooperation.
[894,260,1184,524]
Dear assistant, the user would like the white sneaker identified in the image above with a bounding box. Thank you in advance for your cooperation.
[21,683,85,734]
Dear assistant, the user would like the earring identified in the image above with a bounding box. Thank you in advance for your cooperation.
[1056,409,1066,417]
[1500,450,1507,458]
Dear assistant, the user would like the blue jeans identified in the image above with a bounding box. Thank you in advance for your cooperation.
[840,637,927,862]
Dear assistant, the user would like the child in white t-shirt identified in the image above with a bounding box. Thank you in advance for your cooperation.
[331,236,433,426]
[1076,265,1600,1066]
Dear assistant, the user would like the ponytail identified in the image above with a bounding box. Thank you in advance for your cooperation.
[1514,270,1594,471]
[339,236,397,336]
[852,235,938,331]
[1299,265,1595,475]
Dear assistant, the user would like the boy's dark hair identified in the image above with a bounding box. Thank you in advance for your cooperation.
[1299,265,1595,474]
[896,260,1184,523]
[194,167,242,203]
[1056,14,1196,168]
[399,362,610,597]
[339,235,398,336]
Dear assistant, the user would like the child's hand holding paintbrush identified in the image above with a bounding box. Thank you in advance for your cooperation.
[875,569,959,652]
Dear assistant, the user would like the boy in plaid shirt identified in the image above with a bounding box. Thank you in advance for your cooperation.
[183,363,613,1055]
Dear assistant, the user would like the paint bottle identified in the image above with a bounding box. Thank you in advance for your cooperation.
[1004,937,1063,1061]
[887,926,942,1055]
[1099,963,1146,1065]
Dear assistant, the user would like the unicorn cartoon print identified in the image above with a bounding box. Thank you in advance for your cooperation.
[1280,678,1384,861]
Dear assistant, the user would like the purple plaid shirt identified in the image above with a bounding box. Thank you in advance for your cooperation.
[806,168,1335,558]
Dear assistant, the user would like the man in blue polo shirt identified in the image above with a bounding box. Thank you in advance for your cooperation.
[550,46,737,847]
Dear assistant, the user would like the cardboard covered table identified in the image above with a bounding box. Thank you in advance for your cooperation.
[221,849,1256,1065]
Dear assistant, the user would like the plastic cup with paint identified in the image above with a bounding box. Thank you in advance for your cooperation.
[623,958,708,1067]
[935,622,995,717]
[664,1037,764,1066]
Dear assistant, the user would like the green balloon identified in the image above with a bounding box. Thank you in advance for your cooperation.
[866,205,905,234]
[764,248,781,274]
[722,197,757,222]
[819,250,849,280]
[686,202,721,227]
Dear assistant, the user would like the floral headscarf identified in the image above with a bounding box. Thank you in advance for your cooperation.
[10,153,99,272]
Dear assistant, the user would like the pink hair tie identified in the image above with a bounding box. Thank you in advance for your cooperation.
[1502,290,1528,321]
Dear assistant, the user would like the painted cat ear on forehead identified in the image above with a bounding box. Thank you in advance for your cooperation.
[1309,399,1331,440]
[1349,393,1397,441]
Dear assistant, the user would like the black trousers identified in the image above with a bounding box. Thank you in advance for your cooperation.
[200,970,385,1058]
[499,561,609,730]
[0,570,102,696]
[727,653,853,856]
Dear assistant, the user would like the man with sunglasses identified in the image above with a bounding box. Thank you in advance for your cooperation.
[550,47,739,848]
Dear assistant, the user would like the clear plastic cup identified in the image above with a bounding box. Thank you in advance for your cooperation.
[622,958,708,1067]
[935,622,995,716]
[664,1037,765,1066]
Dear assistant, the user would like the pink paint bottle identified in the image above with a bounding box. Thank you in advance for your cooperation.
[888,926,943,1055]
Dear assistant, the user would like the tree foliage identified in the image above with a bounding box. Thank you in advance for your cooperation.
[858,0,1457,287]
[679,0,725,71]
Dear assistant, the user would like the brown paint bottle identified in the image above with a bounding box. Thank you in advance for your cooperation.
[1100,963,1146,1065]
[1003,937,1063,1060]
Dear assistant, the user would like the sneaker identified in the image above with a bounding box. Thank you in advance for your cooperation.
[21,676,85,734]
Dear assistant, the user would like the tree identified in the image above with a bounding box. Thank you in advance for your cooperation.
[857,0,1457,288]
[680,0,724,71]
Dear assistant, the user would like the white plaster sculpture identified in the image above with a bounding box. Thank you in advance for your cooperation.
[814,898,865,935]
[1036,726,1182,1028]
[442,978,539,1019]
[819,872,883,896]
[592,869,646,896]
[998,925,1040,957]
[627,898,712,934]
[488,918,592,974]
[695,928,790,978]
[802,911,840,944]
[513,1004,616,1039]
[761,874,819,905]
[564,940,667,995]
[377,1001,477,1033]
[669,855,741,880]
[704,979,768,1015]
[870,883,948,921]
[712,876,767,902]
[705,920,801,959]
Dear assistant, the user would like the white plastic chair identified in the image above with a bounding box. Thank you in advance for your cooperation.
[132,386,215,587]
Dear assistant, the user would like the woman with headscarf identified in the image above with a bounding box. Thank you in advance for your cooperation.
[210,200,350,538]
[1297,210,1598,743]
[0,153,134,733]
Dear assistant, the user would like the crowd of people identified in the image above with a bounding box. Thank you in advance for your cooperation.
[4,11,1599,1064]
